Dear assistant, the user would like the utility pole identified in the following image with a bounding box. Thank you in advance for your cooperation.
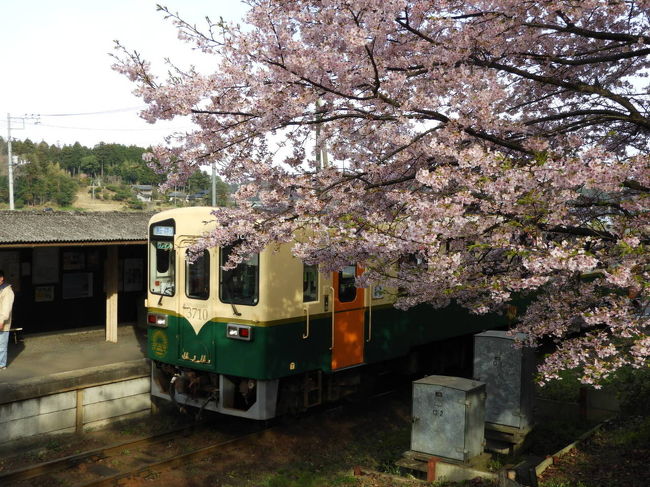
[314,100,328,171]
[211,161,217,206]
[6,113,40,210]
[7,113,14,210]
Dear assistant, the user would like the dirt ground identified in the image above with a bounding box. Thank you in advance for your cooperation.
[2,388,647,487]
[73,188,125,211]
[0,389,453,487]
[538,415,650,487]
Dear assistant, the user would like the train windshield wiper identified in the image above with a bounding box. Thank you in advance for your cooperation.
[223,280,242,316]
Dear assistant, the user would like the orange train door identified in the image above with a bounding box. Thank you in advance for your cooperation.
[331,265,365,370]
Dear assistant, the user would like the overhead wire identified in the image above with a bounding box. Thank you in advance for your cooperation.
[39,106,147,117]
[36,123,193,132]
[0,106,196,144]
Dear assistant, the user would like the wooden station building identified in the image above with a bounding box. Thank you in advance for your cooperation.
[0,211,153,341]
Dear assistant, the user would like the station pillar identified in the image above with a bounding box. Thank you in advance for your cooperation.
[105,246,119,342]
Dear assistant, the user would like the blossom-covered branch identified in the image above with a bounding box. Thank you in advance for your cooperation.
[115,0,649,384]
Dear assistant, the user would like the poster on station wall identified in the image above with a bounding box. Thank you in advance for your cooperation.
[34,285,55,302]
[32,248,59,284]
[0,251,21,292]
[62,251,85,271]
[123,258,143,292]
[62,272,93,299]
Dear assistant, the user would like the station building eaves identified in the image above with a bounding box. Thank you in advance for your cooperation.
[0,211,154,247]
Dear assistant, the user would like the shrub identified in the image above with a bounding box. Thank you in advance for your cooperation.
[608,366,650,416]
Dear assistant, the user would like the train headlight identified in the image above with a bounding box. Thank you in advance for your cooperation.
[226,324,252,341]
[147,313,168,328]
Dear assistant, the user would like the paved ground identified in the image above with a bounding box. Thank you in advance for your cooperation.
[0,325,148,384]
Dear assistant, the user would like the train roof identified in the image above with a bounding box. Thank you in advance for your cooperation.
[149,207,220,237]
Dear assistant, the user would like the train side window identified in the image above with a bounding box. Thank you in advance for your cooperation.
[220,245,259,306]
[186,249,209,300]
[149,242,175,296]
[303,263,319,302]
[338,265,357,302]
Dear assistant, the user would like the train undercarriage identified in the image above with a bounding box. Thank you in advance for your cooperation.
[151,336,473,420]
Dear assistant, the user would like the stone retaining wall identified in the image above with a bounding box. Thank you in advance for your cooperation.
[0,373,150,444]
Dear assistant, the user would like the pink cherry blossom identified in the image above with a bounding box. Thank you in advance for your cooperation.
[115,0,649,385]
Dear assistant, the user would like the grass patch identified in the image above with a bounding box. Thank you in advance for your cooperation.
[431,480,496,487]
[539,481,588,487]
[539,414,650,487]
[259,468,357,487]
[526,417,596,456]
[606,415,650,448]
[536,368,582,403]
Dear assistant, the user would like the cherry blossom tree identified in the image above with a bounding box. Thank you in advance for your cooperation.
[114,0,649,384]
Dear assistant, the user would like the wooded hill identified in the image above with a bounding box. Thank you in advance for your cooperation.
[0,138,230,209]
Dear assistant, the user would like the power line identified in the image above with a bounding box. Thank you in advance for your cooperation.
[0,120,194,133]
[39,106,147,117]
[35,122,193,132]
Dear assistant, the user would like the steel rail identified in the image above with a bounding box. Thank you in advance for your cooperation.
[78,427,271,487]
[0,425,196,483]
[80,388,401,486]
[1,383,402,486]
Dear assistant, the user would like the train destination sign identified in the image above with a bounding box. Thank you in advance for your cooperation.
[152,225,174,237]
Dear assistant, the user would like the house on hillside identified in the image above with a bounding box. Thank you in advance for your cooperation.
[187,189,209,205]
[132,185,154,202]
[168,191,186,204]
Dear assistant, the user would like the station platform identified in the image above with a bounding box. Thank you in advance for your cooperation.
[0,325,150,404]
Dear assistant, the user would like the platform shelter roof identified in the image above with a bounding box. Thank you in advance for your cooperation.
[0,211,154,246]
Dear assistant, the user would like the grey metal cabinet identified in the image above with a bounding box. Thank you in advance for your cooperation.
[473,330,534,430]
[411,375,486,462]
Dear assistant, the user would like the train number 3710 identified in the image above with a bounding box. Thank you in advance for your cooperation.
[182,304,208,321]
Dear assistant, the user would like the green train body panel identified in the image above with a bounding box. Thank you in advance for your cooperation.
[363,304,505,364]
[148,304,506,380]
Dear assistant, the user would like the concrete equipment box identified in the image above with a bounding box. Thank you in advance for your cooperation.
[411,375,486,462]
[473,330,534,430]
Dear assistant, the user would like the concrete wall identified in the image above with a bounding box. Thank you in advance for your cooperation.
[0,377,151,444]
[535,388,620,423]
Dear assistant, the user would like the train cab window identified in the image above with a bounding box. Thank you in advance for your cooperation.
[303,264,319,302]
[186,249,209,300]
[149,241,175,296]
[338,265,357,302]
[220,246,259,306]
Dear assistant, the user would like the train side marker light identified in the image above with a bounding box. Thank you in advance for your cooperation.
[226,324,252,341]
[147,314,168,328]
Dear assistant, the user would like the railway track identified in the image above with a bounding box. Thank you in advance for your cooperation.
[1,388,404,486]
[0,420,268,487]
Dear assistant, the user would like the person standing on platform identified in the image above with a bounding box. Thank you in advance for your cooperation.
[0,269,15,370]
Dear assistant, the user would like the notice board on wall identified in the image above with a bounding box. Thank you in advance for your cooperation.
[62,273,93,299]
[33,247,59,284]
[0,251,21,292]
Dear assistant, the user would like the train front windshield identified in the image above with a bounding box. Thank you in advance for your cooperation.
[220,245,259,306]
[149,222,176,296]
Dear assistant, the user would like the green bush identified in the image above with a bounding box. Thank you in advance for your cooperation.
[608,366,650,416]
[535,368,582,403]
[112,186,133,201]
[126,198,144,210]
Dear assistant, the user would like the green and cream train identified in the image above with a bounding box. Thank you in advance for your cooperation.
[146,207,498,420]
